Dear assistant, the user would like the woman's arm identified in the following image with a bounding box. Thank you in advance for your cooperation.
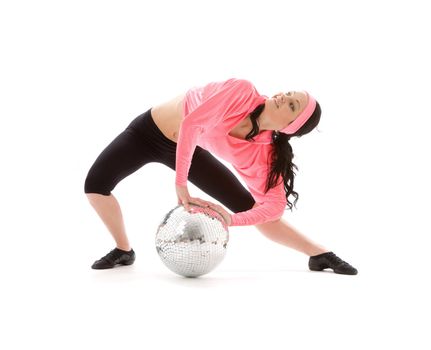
[175,79,255,186]
[230,200,286,226]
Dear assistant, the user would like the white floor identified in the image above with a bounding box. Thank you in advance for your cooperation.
[2,208,429,350]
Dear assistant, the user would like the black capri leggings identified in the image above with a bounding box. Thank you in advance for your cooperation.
[84,108,255,214]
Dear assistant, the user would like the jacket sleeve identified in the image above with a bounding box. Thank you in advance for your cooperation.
[175,79,255,186]
[230,199,286,226]
[230,166,287,226]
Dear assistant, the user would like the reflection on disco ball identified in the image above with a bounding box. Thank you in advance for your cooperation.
[155,202,229,277]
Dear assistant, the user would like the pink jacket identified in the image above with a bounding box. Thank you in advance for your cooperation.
[175,78,287,226]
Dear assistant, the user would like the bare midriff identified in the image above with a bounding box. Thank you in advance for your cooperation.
[151,93,186,143]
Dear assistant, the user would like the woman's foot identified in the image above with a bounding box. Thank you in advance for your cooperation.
[91,247,136,269]
[309,251,358,275]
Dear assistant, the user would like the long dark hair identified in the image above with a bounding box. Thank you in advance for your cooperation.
[245,101,321,210]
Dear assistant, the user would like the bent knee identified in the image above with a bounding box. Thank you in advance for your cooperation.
[84,170,113,196]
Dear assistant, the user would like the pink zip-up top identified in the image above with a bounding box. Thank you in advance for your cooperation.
[175,78,288,226]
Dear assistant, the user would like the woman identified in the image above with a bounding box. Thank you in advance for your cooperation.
[84,78,358,275]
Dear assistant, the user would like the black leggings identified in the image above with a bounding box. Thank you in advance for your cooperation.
[84,108,255,214]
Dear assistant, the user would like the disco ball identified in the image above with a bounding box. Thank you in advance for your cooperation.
[155,202,229,277]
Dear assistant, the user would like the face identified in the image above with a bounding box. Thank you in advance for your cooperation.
[269,90,309,131]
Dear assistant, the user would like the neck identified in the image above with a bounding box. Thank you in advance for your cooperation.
[258,99,277,131]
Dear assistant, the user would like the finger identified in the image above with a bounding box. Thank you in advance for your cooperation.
[207,203,218,210]
[181,200,189,211]
[191,198,208,207]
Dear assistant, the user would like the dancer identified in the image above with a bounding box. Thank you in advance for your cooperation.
[84,78,357,275]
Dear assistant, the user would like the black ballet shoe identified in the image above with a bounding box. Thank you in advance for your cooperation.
[309,251,358,275]
[91,248,136,269]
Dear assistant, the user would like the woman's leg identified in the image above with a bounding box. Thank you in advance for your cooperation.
[253,216,328,256]
[86,193,130,251]
[84,110,158,253]
[166,147,329,256]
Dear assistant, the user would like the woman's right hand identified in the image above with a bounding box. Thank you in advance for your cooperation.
[175,184,213,212]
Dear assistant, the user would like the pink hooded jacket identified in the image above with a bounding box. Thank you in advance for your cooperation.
[175,78,287,226]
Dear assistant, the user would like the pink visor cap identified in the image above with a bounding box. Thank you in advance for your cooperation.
[280,91,317,135]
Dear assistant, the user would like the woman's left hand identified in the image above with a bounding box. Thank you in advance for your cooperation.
[206,202,232,226]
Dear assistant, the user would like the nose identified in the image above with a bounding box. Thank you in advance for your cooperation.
[298,90,309,103]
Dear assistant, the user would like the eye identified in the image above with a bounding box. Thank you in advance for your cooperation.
[290,102,295,111]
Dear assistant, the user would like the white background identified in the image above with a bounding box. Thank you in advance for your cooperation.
[1,0,430,349]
